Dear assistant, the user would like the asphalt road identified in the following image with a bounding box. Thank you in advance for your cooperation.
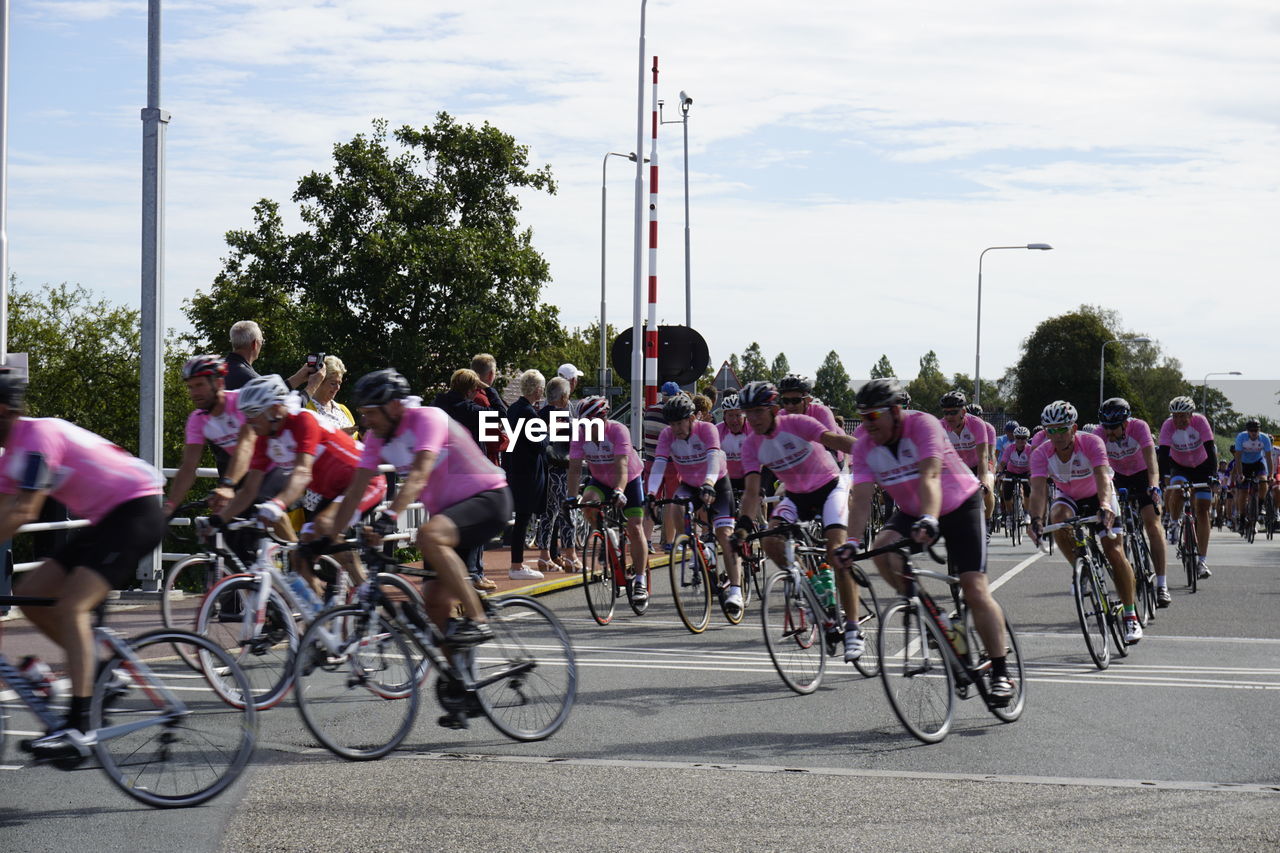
[4,528,1279,851]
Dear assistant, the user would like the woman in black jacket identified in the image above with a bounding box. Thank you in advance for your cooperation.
[505,370,551,579]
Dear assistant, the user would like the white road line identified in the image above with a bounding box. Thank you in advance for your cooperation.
[988,549,1046,593]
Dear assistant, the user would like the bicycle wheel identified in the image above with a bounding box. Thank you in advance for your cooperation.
[471,595,577,741]
[1072,560,1110,670]
[293,606,420,760]
[162,556,227,668]
[877,600,956,743]
[850,568,881,678]
[737,538,765,604]
[196,576,299,710]
[91,629,257,808]
[760,570,825,694]
[964,608,1026,723]
[582,531,617,626]
[1134,534,1156,626]
[670,536,713,634]
[1010,491,1023,547]
[1182,520,1198,592]
[624,532,651,616]
[1245,493,1257,544]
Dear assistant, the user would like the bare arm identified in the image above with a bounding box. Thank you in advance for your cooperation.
[914,456,943,520]
[820,431,855,454]
[163,443,207,514]
[272,453,316,511]
[219,469,265,521]
[0,491,47,544]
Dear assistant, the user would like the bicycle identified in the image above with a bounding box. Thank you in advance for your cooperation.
[997,475,1027,547]
[846,539,1026,744]
[1265,487,1277,541]
[1237,475,1262,544]
[1169,481,1210,593]
[730,484,767,601]
[573,498,650,625]
[742,522,881,694]
[1039,515,1129,670]
[653,496,745,632]
[292,543,577,759]
[1116,489,1156,626]
[0,595,257,807]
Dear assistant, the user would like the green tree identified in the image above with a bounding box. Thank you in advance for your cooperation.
[770,352,791,381]
[869,354,896,380]
[950,373,1005,413]
[814,350,854,417]
[184,114,563,394]
[534,322,627,399]
[907,350,950,416]
[739,342,768,385]
[728,353,742,382]
[1012,309,1140,425]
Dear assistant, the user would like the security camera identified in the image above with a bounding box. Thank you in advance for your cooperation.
[680,90,692,106]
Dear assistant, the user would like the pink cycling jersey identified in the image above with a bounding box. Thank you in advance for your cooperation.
[1158,414,1214,468]
[741,413,841,495]
[184,389,245,451]
[359,405,506,515]
[1030,429,1049,450]
[0,417,162,523]
[716,421,747,480]
[1030,431,1110,501]
[804,401,846,465]
[1091,419,1153,476]
[647,420,725,492]
[850,410,980,517]
[569,419,642,489]
[942,413,989,468]
[999,441,1032,475]
[983,420,997,468]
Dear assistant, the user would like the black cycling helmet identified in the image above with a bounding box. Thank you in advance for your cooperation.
[739,381,779,410]
[662,392,697,423]
[939,389,967,409]
[1004,420,1019,433]
[0,369,27,410]
[1098,397,1131,426]
[1245,418,1260,431]
[855,378,906,410]
[353,369,411,407]
[966,402,983,417]
[181,354,228,381]
[777,374,812,395]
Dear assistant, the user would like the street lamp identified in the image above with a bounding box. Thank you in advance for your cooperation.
[974,243,1053,405]
[659,91,694,328]
[601,151,646,402]
[1201,371,1242,413]
[1098,337,1151,408]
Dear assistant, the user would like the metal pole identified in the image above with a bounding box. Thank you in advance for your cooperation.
[0,0,9,364]
[601,152,637,402]
[629,0,647,447]
[974,253,984,406]
[682,105,690,329]
[1099,341,1110,410]
[644,56,659,411]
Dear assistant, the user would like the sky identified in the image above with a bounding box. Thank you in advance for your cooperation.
[4,1,1279,413]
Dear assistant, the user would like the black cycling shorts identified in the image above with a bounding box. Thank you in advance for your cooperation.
[51,496,167,589]
[437,487,514,556]
[1240,460,1266,481]
[1169,459,1216,496]
[1000,474,1029,503]
[883,491,986,576]
[673,477,734,528]
[1113,471,1156,511]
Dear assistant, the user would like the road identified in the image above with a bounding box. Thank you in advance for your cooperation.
[3,529,1279,851]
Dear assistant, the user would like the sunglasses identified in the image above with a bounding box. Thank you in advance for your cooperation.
[1046,426,1072,435]
[858,407,892,422]
[941,408,962,416]
[780,397,805,405]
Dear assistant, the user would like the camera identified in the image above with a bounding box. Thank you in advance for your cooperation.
[306,352,327,373]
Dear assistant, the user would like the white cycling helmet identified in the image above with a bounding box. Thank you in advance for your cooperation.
[1168,395,1195,414]
[238,374,290,417]
[576,395,609,419]
[1040,400,1078,426]
[1013,425,1030,439]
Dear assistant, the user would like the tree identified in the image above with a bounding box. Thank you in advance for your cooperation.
[814,351,854,417]
[770,352,791,381]
[739,342,768,385]
[1012,309,1140,425]
[869,354,896,380]
[728,353,742,381]
[907,351,951,416]
[950,373,1005,413]
[184,115,564,395]
[534,322,627,399]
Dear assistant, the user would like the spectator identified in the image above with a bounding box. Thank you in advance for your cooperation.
[693,393,713,423]
[224,321,263,390]
[557,363,584,396]
[505,369,549,580]
[472,353,509,465]
[537,377,580,571]
[430,368,495,591]
[303,355,357,436]
[702,384,722,423]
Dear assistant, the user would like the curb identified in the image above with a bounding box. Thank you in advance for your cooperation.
[496,551,675,598]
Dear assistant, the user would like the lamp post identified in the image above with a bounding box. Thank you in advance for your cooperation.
[629,0,649,446]
[659,92,693,327]
[1201,371,1242,413]
[974,243,1052,405]
[1098,337,1151,408]
[601,151,645,402]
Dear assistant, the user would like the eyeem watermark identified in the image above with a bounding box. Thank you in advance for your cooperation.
[478,411,604,449]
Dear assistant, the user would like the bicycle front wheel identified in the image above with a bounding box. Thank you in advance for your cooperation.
[964,608,1026,723]
[196,576,299,710]
[1010,492,1023,547]
[850,568,882,679]
[670,537,712,634]
[1073,561,1110,670]
[92,629,257,808]
[162,556,224,669]
[1181,521,1198,592]
[877,600,956,743]
[472,596,577,741]
[582,531,617,626]
[760,570,826,694]
[294,606,420,760]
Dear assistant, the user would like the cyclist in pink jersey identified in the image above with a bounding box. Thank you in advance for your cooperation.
[778,373,845,467]
[733,382,863,659]
[940,391,994,525]
[163,354,255,516]
[1028,400,1142,644]
[325,370,508,646]
[1095,397,1169,607]
[995,425,1033,525]
[838,379,1015,704]
[647,393,744,616]
[716,393,748,487]
[565,396,651,599]
[1158,395,1217,579]
[0,373,166,754]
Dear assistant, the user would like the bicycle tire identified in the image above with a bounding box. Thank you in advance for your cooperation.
[195,576,299,710]
[624,531,651,616]
[737,538,765,603]
[1123,525,1151,627]
[878,600,956,743]
[1011,491,1023,547]
[582,531,617,626]
[1134,535,1156,626]
[963,608,1026,723]
[669,536,713,633]
[709,542,747,626]
[293,605,420,760]
[471,595,577,741]
[1073,560,1110,670]
[371,571,432,684]
[162,556,226,668]
[850,567,881,678]
[1246,493,1257,544]
[92,629,257,808]
[760,570,826,694]
[1182,518,1198,592]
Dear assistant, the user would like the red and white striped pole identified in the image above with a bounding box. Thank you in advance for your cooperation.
[644,55,660,407]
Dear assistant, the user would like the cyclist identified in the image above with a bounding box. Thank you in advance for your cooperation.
[565,396,650,598]
[717,393,748,494]
[325,369,508,645]
[1232,418,1273,532]
[163,355,254,516]
[1028,400,1143,644]
[996,425,1032,528]
[1158,396,1216,579]
[778,374,845,466]
[644,381,683,552]
[0,373,167,755]
[1093,398,1169,607]
[940,391,993,521]
[646,392,744,616]
[733,381,861,660]
[838,378,1014,703]
[995,419,1019,457]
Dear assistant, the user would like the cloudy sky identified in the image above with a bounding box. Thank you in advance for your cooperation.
[6,1,1278,403]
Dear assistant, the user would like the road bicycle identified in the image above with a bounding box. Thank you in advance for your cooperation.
[997,475,1027,547]
[1169,480,1211,593]
[730,484,768,601]
[1116,489,1156,626]
[846,540,1026,744]
[1235,475,1266,544]
[0,595,256,807]
[652,496,745,632]
[742,522,881,694]
[1039,515,1130,670]
[572,498,650,625]
[292,543,577,759]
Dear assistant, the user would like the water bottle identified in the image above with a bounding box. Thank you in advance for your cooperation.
[285,571,321,619]
[701,538,717,568]
[810,565,837,610]
[18,655,54,699]
[938,611,968,655]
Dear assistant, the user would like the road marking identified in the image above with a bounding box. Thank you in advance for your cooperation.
[987,549,1046,593]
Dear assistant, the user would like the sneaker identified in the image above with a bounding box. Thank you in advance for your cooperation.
[631,580,649,602]
[22,727,94,764]
[842,629,865,662]
[724,587,744,617]
[508,565,545,581]
[445,618,494,648]
[1197,558,1211,579]
[1156,586,1172,608]
[988,675,1015,707]
[472,576,498,591]
[1124,615,1143,645]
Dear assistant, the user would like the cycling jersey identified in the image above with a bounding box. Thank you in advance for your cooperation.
[249,409,364,499]
[184,389,245,452]
[358,404,506,515]
[1030,430,1049,450]
[569,419,642,490]
[941,412,989,468]
[1234,431,1273,473]
[999,441,1032,475]
[741,413,841,495]
[647,420,726,492]
[850,410,981,517]
[1029,431,1110,501]
[1092,418,1154,476]
[802,401,845,465]
[0,417,163,523]
[1158,414,1214,468]
[716,421,747,480]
